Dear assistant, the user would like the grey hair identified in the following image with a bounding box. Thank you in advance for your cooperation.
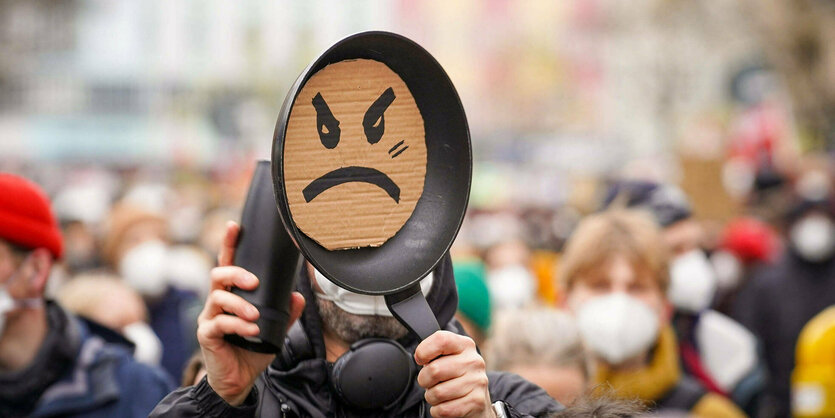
[487,307,589,377]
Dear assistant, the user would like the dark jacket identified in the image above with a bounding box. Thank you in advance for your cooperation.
[0,303,175,418]
[732,251,835,418]
[151,254,562,417]
[148,286,202,380]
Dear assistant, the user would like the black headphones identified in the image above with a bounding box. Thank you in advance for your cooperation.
[275,322,416,411]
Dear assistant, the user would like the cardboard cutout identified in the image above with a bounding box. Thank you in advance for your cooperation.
[284,59,427,250]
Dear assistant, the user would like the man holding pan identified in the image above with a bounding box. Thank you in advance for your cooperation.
[150,222,562,418]
[152,32,562,418]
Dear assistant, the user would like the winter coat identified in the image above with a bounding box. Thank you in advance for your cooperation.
[0,303,175,418]
[148,286,202,380]
[150,254,562,417]
[733,252,835,418]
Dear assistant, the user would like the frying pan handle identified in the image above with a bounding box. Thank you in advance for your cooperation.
[385,285,440,340]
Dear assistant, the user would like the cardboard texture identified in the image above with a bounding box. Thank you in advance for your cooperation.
[283,59,427,250]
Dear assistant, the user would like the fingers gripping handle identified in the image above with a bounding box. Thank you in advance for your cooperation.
[385,285,440,340]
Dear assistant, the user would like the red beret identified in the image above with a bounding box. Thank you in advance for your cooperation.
[0,173,63,259]
[720,217,777,264]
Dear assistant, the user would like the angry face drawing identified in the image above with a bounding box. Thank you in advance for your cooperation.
[283,59,427,250]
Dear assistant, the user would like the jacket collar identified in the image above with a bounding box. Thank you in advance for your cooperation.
[593,326,682,403]
[0,302,79,416]
[32,307,122,417]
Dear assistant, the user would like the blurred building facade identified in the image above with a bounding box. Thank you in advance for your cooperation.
[0,0,796,210]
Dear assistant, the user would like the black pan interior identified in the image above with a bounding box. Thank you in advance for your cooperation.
[272,31,471,295]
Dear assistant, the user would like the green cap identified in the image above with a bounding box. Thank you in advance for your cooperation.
[453,259,492,333]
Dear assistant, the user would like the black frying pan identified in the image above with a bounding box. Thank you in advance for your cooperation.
[271,31,471,339]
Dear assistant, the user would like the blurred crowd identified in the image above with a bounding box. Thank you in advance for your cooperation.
[0,163,259,380]
[2,0,835,416]
[1,144,834,417]
[450,154,835,418]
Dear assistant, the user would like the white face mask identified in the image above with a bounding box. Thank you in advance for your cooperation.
[575,293,660,365]
[790,214,835,263]
[487,264,536,310]
[164,246,211,299]
[710,250,743,292]
[0,259,45,337]
[668,250,717,313]
[119,240,170,298]
[313,268,434,317]
[122,321,163,366]
[0,287,13,337]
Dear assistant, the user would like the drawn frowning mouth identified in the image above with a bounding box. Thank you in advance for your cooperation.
[302,166,400,203]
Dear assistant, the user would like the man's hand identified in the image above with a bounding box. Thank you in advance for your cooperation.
[415,331,496,418]
[197,221,305,406]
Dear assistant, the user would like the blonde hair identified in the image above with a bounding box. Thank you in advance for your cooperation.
[559,209,669,293]
[488,308,589,377]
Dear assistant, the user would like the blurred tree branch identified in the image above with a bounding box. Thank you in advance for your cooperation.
[743,0,835,149]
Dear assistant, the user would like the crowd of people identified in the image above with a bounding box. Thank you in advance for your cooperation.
[448,160,835,418]
[0,153,834,417]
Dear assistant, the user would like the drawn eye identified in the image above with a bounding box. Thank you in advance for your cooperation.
[312,92,340,149]
[363,87,395,145]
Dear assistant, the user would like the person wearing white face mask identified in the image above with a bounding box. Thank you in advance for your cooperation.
[789,212,835,263]
[484,239,537,311]
[559,209,745,417]
[602,181,765,415]
[103,202,202,381]
[710,217,779,316]
[734,190,835,418]
[0,173,174,417]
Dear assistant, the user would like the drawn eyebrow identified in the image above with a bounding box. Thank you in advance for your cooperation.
[312,92,340,149]
[363,87,395,145]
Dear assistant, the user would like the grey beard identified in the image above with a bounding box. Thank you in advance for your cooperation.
[316,298,409,344]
